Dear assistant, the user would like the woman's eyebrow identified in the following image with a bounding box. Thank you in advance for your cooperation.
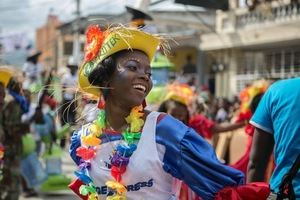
[123,58,141,64]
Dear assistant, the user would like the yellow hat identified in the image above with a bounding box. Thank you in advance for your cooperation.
[164,83,195,106]
[0,67,13,87]
[79,25,160,98]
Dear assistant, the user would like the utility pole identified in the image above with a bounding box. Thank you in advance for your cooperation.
[72,0,81,65]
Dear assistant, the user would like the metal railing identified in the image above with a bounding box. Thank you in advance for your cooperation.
[236,2,300,28]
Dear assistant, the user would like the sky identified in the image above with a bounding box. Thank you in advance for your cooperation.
[0,0,136,66]
[0,0,135,39]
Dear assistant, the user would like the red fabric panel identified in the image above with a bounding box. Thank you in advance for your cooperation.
[214,182,270,200]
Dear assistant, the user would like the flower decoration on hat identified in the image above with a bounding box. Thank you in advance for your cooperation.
[239,79,269,114]
[84,25,107,62]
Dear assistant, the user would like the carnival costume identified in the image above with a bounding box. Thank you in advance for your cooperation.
[69,25,244,200]
[231,80,270,178]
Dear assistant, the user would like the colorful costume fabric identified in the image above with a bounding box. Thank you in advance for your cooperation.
[70,112,244,200]
[250,78,300,198]
[189,114,215,139]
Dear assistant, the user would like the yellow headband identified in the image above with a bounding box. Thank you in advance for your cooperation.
[78,25,160,98]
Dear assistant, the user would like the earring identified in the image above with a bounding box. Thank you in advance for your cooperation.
[97,94,105,109]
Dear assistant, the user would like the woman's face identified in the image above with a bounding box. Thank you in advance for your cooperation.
[167,101,189,125]
[108,50,153,107]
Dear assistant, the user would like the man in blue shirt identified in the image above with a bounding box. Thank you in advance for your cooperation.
[248,78,300,198]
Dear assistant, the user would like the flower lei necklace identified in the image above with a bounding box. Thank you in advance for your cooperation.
[75,102,145,200]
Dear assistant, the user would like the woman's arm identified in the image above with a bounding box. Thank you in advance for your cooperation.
[156,115,244,200]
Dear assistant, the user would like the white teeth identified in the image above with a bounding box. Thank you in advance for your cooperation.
[133,84,146,92]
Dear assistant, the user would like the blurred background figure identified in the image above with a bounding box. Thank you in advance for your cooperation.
[126,0,152,28]
[81,98,99,124]
[126,0,158,34]
[0,68,29,200]
[59,58,78,148]
[189,96,246,140]
[230,80,270,179]
[22,51,44,92]
[182,54,197,75]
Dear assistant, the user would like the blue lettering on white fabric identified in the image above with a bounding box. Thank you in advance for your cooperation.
[96,179,154,195]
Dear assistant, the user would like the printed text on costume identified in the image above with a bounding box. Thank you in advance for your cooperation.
[96,179,154,195]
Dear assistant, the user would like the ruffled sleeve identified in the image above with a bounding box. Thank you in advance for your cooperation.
[69,130,82,165]
[156,115,244,200]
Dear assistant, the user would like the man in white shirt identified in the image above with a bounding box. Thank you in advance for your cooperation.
[60,62,78,148]
[22,51,44,90]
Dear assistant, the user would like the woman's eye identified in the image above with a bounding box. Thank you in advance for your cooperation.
[146,72,152,78]
[127,65,138,71]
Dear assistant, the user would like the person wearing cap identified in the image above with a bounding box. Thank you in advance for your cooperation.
[126,4,152,29]
[0,68,28,200]
[69,25,244,200]
[22,51,44,90]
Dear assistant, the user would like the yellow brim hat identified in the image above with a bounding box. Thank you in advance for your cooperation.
[79,26,160,98]
[0,67,13,87]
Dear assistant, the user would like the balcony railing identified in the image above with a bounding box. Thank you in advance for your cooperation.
[217,2,300,32]
[236,3,300,28]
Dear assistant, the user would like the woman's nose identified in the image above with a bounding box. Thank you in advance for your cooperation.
[138,70,150,81]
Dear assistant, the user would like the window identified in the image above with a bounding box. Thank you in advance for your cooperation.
[274,52,282,73]
[284,51,292,73]
[63,42,73,56]
[294,50,300,73]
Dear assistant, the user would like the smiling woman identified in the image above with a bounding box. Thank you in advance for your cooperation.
[69,25,244,200]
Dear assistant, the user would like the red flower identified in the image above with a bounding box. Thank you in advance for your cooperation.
[84,25,105,62]
[76,146,96,160]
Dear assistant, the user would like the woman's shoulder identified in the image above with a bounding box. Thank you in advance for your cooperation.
[154,113,189,142]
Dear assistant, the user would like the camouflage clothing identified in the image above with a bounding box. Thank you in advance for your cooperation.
[0,99,23,200]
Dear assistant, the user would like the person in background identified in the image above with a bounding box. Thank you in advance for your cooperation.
[189,97,246,140]
[22,51,44,91]
[248,78,300,199]
[0,81,6,166]
[158,94,199,200]
[158,97,190,125]
[215,98,231,123]
[230,79,270,179]
[230,93,264,178]
[60,59,78,148]
[158,92,247,200]
[81,98,99,124]
[182,54,197,75]
[0,68,29,200]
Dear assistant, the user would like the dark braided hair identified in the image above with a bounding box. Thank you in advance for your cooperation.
[250,93,264,113]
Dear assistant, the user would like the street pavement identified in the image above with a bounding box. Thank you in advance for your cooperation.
[20,150,80,200]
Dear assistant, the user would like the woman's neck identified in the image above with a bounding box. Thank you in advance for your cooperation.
[104,100,131,132]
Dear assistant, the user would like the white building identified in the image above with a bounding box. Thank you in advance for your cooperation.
[200,0,300,97]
